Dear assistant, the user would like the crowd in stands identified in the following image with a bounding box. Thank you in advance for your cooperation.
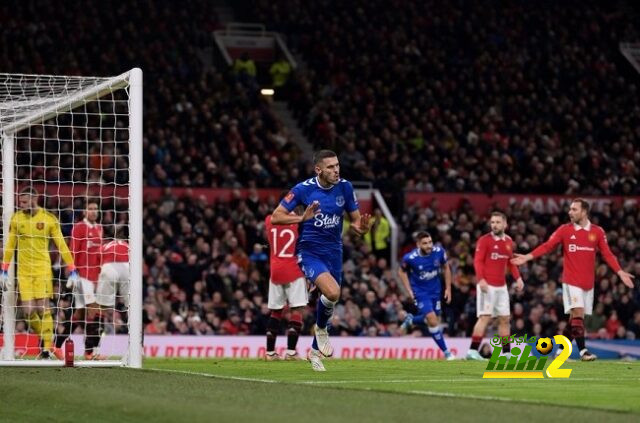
[2,0,639,352]
[2,0,306,190]
[4,1,638,196]
[140,191,640,350]
[241,0,640,195]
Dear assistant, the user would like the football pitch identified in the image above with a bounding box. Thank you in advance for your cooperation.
[0,359,639,422]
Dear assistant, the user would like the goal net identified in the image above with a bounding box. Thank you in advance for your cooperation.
[0,69,142,367]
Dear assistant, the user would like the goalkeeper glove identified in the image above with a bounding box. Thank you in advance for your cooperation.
[0,263,9,291]
[66,266,80,289]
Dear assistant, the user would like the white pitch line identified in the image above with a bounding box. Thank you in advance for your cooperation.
[146,368,640,385]
[298,377,640,384]
[146,367,278,384]
[408,390,549,404]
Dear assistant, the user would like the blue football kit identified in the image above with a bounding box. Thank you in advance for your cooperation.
[280,176,358,285]
[401,246,448,317]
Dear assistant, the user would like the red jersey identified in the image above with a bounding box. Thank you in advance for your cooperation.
[70,219,103,282]
[265,215,303,284]
[531,221,621,290]
[102,240,130,264]
[474,233,520,287]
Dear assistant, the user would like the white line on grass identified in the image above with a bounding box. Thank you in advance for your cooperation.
[147,367,278,383]
[408,390,548,404]
[147,368,640,385]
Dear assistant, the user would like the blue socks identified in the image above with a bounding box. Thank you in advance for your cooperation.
[429,326,449,353]
[316,295,335,329]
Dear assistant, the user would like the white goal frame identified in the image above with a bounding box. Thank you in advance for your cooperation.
[0,68,143,368]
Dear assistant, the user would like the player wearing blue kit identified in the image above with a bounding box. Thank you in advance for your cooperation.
[398,231,455,360]
[271,150,371,371]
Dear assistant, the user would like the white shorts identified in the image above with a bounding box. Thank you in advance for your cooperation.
[74,277,97,308]
[476,285,510,318]
[267,277,308,310]
[96,262,130,307]
[562,283,593,315]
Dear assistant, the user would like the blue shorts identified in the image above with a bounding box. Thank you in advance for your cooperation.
[297,250,342,285]
[416,293,441,316]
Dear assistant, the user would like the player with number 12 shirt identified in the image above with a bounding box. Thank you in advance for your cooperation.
[263,214,308,361]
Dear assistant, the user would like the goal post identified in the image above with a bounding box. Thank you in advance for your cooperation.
[0,68,142,368]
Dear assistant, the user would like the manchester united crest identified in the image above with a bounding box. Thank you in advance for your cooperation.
[588,233,597,242]
[36,222,44,230]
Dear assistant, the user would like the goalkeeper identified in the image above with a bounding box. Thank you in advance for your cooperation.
[1,187,79,359]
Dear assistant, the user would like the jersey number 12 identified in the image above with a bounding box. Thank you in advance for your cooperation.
[270,228,295,258]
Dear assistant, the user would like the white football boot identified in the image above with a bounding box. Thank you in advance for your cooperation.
[313,324,334,357]
[307,349,326,372]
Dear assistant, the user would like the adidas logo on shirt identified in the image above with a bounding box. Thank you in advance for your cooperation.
[570,235,577,240]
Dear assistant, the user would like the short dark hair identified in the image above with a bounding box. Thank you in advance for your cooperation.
[571,198,590,213]
[86,198,100,207]
[313,149,337,165]
[19,186,38,196]
[490,211,507,221]
[414,231,431,241]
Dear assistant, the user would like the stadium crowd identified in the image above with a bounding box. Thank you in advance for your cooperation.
[2,0,306,190]
[140,191,640,347]
[240,0,640,195]
[1,0,639,352]
[4,1,638,196]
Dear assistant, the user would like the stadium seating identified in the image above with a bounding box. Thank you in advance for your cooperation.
[239,0,640,195]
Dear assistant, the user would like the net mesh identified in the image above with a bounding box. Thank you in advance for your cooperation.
[0,73,132,362]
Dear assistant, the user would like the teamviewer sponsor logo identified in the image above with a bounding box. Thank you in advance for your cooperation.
[314,213,341,228]
[490,253,510,260]
[568,244,595,252]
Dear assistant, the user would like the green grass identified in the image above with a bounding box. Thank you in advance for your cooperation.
[0,359,638,422]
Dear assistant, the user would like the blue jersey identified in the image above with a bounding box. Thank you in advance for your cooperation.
[401,246,447,296]
[280,177,358,255]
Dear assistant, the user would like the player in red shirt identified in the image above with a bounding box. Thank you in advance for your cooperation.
[466,212,524,360]
[264,214,308,361]
[512,199,635,361]
[96,226,130,338]
[66,199,104,359]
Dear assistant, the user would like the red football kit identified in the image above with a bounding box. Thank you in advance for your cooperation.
[265,215,303,284]
[70,219,103,282]
[474,233,521,287]
[102,240,130,264]
[531,221,621,290]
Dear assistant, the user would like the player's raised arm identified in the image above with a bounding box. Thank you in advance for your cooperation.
[511,226,564,266]
[271,202,319,225]
[348,209,371,236]
[596,228,635,288]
